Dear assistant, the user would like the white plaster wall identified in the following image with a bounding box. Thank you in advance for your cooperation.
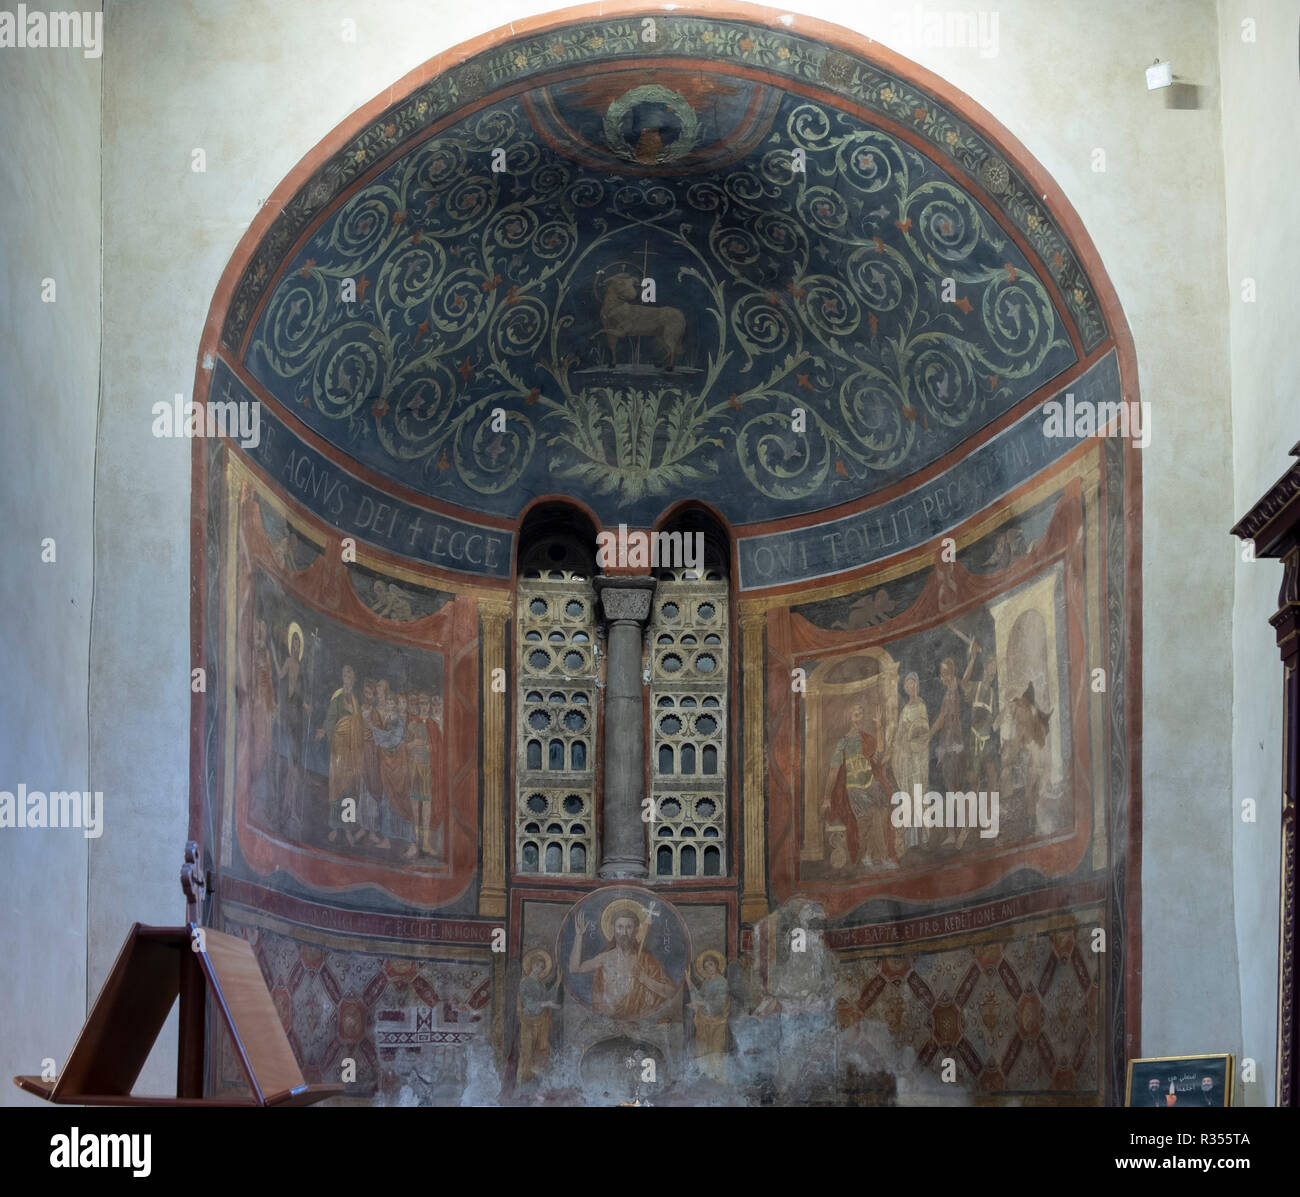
[92,0,1246,1095]
[94,0,575,1100]
[1219,0,1297,1107]
[0,5,102,1105]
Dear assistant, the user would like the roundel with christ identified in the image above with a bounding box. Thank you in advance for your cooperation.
[557,887,691,1018]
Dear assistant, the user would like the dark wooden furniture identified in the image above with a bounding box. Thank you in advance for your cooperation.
[13,843,341,1107]
[1232,440,1300,1107]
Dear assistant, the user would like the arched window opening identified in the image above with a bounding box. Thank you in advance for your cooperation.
[514,505,599,877]
[649,510,729,878]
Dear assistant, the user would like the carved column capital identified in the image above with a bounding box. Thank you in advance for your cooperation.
[478,595,512,625]
[594,574,657,624]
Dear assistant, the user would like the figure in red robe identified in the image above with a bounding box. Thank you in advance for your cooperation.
[821,702,900,870]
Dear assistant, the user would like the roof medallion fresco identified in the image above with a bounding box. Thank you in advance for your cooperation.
[228,15,1106,527]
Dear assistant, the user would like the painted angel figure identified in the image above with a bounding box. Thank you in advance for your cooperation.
[686,949,730,1082]
[517,949,561,1084]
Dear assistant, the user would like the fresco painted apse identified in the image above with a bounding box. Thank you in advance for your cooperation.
[192,4,1139,1106]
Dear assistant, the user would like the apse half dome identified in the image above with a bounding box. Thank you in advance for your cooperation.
[218,10,1111,531]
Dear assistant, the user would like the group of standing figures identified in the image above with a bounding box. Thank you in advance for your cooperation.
[823,638,1055,872]
[250,618,446,859]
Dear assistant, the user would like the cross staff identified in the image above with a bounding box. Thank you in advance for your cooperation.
[637,901,665,972]
[633,239,661,367]
[302,627,320,743]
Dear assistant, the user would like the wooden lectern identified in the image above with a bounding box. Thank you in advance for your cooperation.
[13,843,342,1107]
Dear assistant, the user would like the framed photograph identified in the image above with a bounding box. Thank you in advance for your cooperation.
[1125,1054,1234,1108]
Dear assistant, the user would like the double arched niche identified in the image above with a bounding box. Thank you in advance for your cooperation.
[189,2,1141,1100]
[513,499,733,881]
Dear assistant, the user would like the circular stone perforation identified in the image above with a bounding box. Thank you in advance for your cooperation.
[516,574,598,876]
[648,573,729,878]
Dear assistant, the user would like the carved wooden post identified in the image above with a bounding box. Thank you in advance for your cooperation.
[1232,441,1300,1106]
[1276,547,1299,1107]
[594,575,656,879]
[178,841,208,1098]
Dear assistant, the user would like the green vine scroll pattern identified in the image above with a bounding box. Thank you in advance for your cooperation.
[247,89,1073,517]
[254,107,572,496]
[226,16,1107,363]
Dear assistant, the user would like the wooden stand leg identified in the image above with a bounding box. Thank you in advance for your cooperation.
[177,943,206,1099]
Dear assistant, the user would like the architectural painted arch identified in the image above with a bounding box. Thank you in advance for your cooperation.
[191,3,1140,1105]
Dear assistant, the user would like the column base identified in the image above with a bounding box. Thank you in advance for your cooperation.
[598,856,649,881]
[478,886,506,918]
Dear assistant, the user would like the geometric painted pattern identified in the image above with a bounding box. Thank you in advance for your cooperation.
[837,922,1099,1097]
[215,920,491,1100]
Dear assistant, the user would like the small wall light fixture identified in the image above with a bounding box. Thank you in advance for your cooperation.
[1145,59,1173,90]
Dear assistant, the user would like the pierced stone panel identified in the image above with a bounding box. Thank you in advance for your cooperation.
[516,788,593,877]
[516,560,599,877]
[650,573,728,878]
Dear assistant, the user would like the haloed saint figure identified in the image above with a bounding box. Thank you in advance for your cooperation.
[561,893,689,1020]
[517,949,561,1084]
[271,621,312,829]
[569,907,675,1018]
[822,701,898,871]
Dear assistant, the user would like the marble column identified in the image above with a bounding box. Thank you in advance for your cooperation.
[594,575,657,880]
